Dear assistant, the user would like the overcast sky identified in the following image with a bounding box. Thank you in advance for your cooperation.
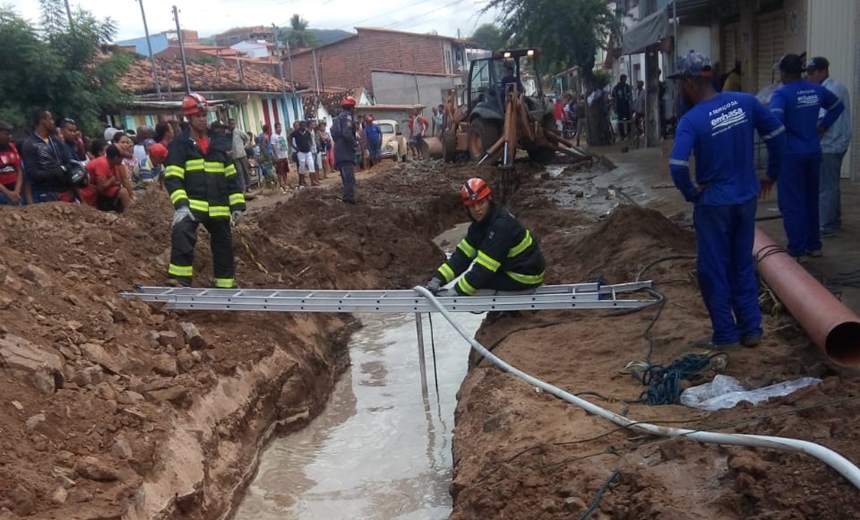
[14,0,498,42]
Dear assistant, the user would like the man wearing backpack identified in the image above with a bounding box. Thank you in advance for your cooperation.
[331,96,358,204]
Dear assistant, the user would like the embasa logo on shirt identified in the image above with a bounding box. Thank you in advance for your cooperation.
[708,100,746,135]
[796,90,820,108]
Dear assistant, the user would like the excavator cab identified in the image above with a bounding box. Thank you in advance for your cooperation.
[465,48,554,161]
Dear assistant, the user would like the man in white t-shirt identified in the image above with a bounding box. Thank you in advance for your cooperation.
[271,122,291,193]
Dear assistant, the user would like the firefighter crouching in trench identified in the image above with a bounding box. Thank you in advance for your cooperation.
[427,178,546,299]
[165,93,246,288]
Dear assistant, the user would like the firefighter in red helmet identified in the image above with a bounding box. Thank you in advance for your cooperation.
[331,95,358,203]
[164,93,246,288]
[427,177,545,296]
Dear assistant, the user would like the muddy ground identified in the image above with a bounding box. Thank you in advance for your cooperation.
[448,163,860,519]
[0,161,472,520]
[2,154,859,520]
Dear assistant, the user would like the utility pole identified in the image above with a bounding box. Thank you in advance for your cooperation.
[63,0,74,32]
[136,0,161,97]
[312,49,321,118]
[272,24,292,124]
[172,5,191,95]
[284,36,299,118]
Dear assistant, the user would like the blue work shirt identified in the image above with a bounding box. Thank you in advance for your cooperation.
[669,92,786,206]
[769,80,843,154]
[819,77,852,154]
[364,123,382,145]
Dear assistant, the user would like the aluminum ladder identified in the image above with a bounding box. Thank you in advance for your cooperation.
[121,281,657,313]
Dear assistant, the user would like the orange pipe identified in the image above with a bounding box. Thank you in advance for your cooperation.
[753,227,860,366]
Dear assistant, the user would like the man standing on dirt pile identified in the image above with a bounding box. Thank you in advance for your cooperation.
[165,94,246,289]
[668,52,786,349]
[426,178,545,297]
[331,96,358,204]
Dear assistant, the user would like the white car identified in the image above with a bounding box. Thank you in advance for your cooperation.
[375,119,408,162]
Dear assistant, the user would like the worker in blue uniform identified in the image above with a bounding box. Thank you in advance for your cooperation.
[769,53,844,260]
[669,52,786,349]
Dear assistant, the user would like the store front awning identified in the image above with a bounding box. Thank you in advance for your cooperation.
[621,5,670,55]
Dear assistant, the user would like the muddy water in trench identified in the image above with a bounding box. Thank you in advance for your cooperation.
[234,311,483,520]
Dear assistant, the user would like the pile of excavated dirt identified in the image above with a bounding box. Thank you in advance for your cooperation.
[450,197,860,519]
[0,160,469,520]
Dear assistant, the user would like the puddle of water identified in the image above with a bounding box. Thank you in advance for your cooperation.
[234,311,484,520]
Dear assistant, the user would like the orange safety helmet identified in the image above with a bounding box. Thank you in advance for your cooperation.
[181,93,209,116]
[461,177,491,206]
[341,96,357,108]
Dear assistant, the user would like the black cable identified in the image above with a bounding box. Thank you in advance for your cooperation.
[577,469,621,520]
[428,313,440,396]
[635,254,697,282]
[754,244,786,264]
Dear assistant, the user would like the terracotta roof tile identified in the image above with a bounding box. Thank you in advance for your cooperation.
[119,58,296,96]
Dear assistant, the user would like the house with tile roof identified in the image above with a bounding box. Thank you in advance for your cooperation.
[113,58,306,136]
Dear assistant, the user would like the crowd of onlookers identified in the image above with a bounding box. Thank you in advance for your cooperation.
[0,109,175,211]
[0,105,445,213]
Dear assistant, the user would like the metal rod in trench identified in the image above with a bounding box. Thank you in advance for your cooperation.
[428,313,440,396]
[415,313,429,398]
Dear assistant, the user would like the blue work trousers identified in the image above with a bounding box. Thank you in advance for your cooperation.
[818,151,845,234]
[694,198,762,344]
[778,151,822,257]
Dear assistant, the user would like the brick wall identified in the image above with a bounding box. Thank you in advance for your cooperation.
[286,30,450,94]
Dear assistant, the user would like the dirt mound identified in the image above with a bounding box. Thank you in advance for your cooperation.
[449,164,860,520]
[541,204,695,284]
[0,162,468,519]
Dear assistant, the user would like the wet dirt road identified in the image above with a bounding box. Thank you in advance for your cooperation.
[234,311,483,520]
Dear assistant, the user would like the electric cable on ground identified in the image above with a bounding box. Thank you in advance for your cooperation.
[413,285,860,490]
[577,469,621,520]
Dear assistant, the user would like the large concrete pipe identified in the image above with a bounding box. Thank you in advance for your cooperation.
[753,227,860,366]
[422,136,443,160]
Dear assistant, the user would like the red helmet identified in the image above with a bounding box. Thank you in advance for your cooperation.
[461,178,491,206]
[182,93,209,116]
[341,96,356,108]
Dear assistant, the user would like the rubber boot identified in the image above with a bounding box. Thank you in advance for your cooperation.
[298,174,307,188]
[310,171,321,186]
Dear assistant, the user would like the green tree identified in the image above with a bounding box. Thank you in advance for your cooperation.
[283,14,319,50]
[469,23,508,52]
[0,1,131,136]
[485,0,619,144]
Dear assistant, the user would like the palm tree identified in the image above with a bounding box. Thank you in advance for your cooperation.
[285,14,318,49]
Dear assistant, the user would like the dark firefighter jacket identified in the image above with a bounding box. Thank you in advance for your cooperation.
[331,109,357,165]
[432,202,546,295]
[164,128,246,219]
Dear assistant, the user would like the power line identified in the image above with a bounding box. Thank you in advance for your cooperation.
[330,0,439,31]
[377,0,469,31]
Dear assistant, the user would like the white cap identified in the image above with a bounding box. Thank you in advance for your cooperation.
[103,127,119,142]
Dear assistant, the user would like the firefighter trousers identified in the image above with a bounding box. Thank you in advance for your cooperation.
[168,216,235,288]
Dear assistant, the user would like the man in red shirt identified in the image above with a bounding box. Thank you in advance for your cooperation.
[0,121,23,206]
[79,144,132,212]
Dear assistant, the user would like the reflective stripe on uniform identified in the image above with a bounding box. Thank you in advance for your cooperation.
[204,161,225,173]
[214,278,235,288]
[189,199,209,213]
[229,193,245,206]
[457,239,477,259]
[170,189,189,204]
[225,163,238,177]
[438,263,456,283]
[505,271,544,285]
[185,158,205,170]
[762,126,785,141]
[168,263,193,277]
[165,165,185,179]
[476,251,501,272]
[669,159,689,167]
[507,230,533,258]
[457,276,478,295]
[208,205,230,218]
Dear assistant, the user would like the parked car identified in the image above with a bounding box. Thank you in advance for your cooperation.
[376,119,408,162]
